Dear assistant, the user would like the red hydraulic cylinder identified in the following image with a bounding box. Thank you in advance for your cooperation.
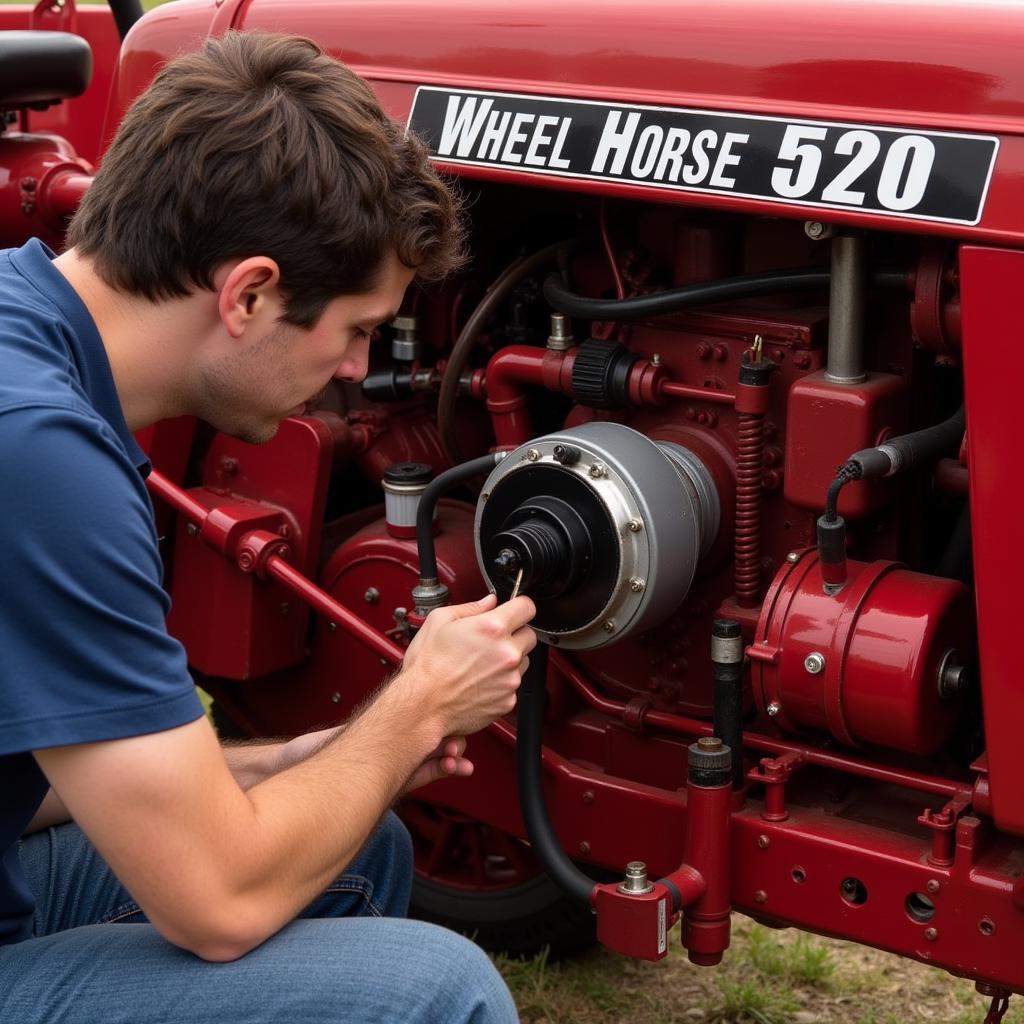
[682,738,733,966]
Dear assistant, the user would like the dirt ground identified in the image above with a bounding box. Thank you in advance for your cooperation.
[496,915,1022,1024]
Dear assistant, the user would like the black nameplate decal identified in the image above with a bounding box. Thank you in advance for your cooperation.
[408,87,999,226]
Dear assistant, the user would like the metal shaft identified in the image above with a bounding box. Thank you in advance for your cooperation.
[825,234,867,384]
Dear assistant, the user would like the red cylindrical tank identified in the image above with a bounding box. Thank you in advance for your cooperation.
[750,551,973,755]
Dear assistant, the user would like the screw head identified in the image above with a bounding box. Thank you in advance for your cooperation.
[328,621,337,632]
[525,448,541,462]
[627,518,643,532]
[767,701,782,717]
[786,551,801,563]
[651,353,662,366]
[601,619,615,633]
[804,220,835,240]
[804,652,826,675]
[926,879,940,895]
[757,835,770,849]
[629,577,646,593]
[924,927,938,942]
[754,890,768,904]
[364,587,380,605]
[588,462,607,479]
[186,523,199,537]
[330,692,341,704]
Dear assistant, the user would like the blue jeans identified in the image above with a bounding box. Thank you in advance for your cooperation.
[0,814,518,1023]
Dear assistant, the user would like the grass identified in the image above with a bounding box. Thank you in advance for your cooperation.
[493,917,1024,1024]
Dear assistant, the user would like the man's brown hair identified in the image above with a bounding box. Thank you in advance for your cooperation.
[68,32,464,326]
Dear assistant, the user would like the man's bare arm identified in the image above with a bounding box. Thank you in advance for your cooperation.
[32,595,535,962]
[22,735,296,835]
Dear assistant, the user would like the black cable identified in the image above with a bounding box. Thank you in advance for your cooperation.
[415,454,498,582]
[108,0,144,40]
[516,644,596,907]
[543,269,908,322]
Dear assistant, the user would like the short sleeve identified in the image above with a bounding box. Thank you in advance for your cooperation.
[0,404,202,753]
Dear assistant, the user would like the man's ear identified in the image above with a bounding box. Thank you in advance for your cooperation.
[217,257,282,339]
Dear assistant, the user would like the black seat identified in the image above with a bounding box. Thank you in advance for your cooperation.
[0,31,92,109]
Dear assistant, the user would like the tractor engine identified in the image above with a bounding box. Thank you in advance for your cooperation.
[10,0,1024,1005]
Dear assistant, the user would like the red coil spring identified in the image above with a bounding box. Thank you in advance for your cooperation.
[734,410,765,605]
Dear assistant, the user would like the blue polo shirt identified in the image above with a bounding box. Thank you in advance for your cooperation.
[0,239,202,946]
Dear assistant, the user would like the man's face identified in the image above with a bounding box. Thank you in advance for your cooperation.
[199,252,415,444]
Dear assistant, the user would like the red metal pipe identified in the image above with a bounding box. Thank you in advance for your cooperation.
[552,651,965,799]
[659,380,736,405]
[484,345,571,448]
[147,468,216,523]
[40,168,93,221]
[264,556,405,665]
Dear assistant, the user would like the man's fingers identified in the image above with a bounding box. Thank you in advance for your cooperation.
[443,592,499,620]
[440,755,474,777]
[486,595,537,631]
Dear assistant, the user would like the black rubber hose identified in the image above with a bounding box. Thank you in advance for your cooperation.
[543,269,908,322]
[108,0,144,39]
[825,405,966,521]
[517,644,596,907]
[416,454,499,582]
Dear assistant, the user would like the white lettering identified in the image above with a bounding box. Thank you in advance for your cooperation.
[439,96,494,158]
[630,125,664,178]
[682,129,717,184]
[591,110,642,175]
[524,115,561,167]
[710,131,749,188]
[478,109,512,161]
[501,112,535,164]
[549,117,572,169]
[877,135,935,211]
[654,127,692,182]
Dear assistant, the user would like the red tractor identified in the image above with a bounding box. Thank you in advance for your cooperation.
[7,0,1024,1014]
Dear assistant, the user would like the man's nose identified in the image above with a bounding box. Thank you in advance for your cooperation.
[334,339,371,383]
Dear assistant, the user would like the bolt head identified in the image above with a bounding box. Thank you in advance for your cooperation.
[364,587,380,605]
[588,462,607,479]
[924,927,938,942]
[629,577,646,593]
[330,692,341,703]
[767,701,782,717]
[926,879,940,894]
[757,835,770,849]
[754,890,768,904]
[627,518,643,532]
[651,353,662,366]
[186,523,199,537]
[525,448,541,462]
[804,652,826,675]
[786,551,800,563]
[601,619,615,633]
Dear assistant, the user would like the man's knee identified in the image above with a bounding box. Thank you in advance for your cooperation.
[394,921,518,1024]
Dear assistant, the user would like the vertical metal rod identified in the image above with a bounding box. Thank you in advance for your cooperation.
[825,234,867,384]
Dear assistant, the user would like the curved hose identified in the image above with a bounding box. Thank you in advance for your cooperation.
[826,405,966,521]
[517,644,596,907]
[416,454,500,582]
[108,0,144,39]
[438,240,572,464]
[543,269,908,321]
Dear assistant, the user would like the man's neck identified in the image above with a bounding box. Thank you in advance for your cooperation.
[52,248,203,431]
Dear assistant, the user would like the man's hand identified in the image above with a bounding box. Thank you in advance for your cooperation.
[393,593,537,740]
[404,735,473,793]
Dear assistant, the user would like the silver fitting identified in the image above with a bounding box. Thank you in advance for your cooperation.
[412,578,450,616]
[546,312,574,352]
[618,860,654,896]
[391,315,420,362]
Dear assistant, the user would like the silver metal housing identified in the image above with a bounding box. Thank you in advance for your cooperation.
[474,422,720,650]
